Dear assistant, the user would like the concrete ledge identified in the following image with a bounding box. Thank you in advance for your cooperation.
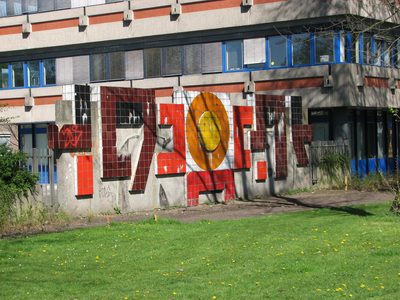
[252,65,328,82]
[181,72,249,87]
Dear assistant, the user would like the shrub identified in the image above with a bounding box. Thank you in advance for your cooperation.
[0,143,38,230]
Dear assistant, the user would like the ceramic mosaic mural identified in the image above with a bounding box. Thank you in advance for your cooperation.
[48,86,313,205]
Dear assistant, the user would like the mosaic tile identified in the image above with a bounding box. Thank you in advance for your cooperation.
[75,155,93,196]
[187,169,235,206]
[156,103,186,175]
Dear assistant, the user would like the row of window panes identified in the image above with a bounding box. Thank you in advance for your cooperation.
[350,34,396,67]
[2,32,400,89]
[224,32,337,71]
[0,0,123,17]
[0,59,55,89]
[90,43,222,82]
[225,32,400,71]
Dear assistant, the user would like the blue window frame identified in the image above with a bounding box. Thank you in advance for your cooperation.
[225,40,243,71]
[90,52,125,82]
[27,60,40,87]
[362,33,373,64]
[268,35,288,68]
[315,31,335,64]
[344,32,396,67]
[0,63,9,89]
[0,59,56,89]
[12,62,24,87]
[292,33,311,66]
[43,59,56,85]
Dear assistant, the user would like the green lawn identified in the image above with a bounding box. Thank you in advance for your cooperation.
[1,201,399,300]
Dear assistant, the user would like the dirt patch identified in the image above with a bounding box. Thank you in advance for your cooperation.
[2,189,395,238]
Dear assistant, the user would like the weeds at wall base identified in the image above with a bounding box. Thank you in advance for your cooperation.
[1,202,71,238]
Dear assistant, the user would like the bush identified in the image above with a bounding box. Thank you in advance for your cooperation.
[0,143,38,230]
[316,150,351,188]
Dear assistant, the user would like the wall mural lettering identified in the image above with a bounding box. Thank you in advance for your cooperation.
[50,86,313,205]
[156,103,186,175]
[75,85,91,125]
[62,125,83,148]
[76,155,93,196]
[292,124,313,164]
[99,86,156,192]
[250,94,287,178]
[48,124,91,149]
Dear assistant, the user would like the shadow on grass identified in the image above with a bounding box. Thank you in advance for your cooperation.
[237,194,374,217]
[328,206,374,216]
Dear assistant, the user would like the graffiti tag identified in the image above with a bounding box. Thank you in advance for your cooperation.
[61,125,83,147]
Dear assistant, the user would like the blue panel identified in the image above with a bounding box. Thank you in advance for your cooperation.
[368,158,377,173]
[35,165,57,184]
[388,157,395,174]
[358,159,367,176]
[351,159,357,176]
[334,31,341,63]
[377,158,386,174]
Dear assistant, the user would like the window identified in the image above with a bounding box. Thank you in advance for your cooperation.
[351,34,360,63]
[0,133,10,145]
[38,0,55,12]
[362,34,372,64]
[315,32,334,63]
[109,52,124,80]
[87,0,105,6]
[243,38,265,69]
[1,59,56,88]
[12,62,24,87]
[0,63,8,89]
[43,59,56,85]
[91,52,124,82]
[373,38,383,66]
[292,33,311,66]
[7,0,22,16]
[27,61,40,87]
[55,0,71,10]
[202,42,222,73]
[162,46,182,76]
[269,36,287,68]
[71,0,86,8]
[183,44,202,75]
[125,50,144,79]
[0,1,6,17]
[144,48,162,78]
[226,40,243,70]
[340,31,346,63]
[384,40,393,67]
[313,123,329,141]
[92,54,107,82]
[23,0,38,14]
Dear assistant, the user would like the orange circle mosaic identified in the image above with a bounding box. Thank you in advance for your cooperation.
[186,92,230,171]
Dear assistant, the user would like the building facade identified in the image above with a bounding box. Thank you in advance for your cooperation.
[0,0,399,215]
